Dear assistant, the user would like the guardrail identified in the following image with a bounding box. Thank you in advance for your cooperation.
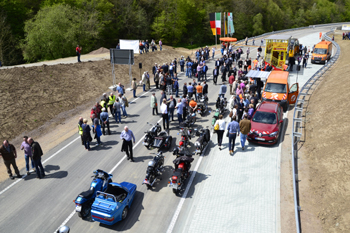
[291,30,340,233]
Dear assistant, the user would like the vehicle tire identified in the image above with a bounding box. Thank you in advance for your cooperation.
[146,184,152,190]
[79,205,91,219]
[172,189,177,194]
[122,207,128,220]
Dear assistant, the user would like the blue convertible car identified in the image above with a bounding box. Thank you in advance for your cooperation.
[91,182,137,225]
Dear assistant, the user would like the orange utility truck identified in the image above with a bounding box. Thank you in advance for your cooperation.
[311,40,332,64]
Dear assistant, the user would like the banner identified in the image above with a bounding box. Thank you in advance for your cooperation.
[342,24,350,30]
[227,12,235,34]
[209,13,216,35]
[215,12,221,35]
[119,40,139,54]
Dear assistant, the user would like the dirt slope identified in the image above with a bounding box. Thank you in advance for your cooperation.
[0,45,193,181]
[300,34,350,232]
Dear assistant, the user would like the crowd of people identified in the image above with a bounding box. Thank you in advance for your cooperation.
[342,32,350,40]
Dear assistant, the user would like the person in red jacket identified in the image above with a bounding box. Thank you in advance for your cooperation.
[76,45,82,62]
[229,74,235,95]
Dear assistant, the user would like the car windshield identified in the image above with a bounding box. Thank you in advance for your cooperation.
[252,111,277,124]
[264,83,287,93]
[314,48,327,54]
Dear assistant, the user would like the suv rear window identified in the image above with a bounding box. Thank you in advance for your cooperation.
[264,83,287,93]
[252,111,277,124]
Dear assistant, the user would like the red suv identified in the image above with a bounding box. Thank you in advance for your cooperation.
[247,101,283,145]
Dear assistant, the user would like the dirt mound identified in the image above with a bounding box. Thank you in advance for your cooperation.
[300,34,350,232]
[0,47,193,181]
[88,47,110,55]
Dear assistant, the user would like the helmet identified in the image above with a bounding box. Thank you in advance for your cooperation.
[148,160,155,167]
[57,226,70,233]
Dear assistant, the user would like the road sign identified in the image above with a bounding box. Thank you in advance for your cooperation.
[110,49,134,65]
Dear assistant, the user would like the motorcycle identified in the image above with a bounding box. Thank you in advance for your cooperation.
[152,130,173,150]
[181,110,196,128]
[74,169,113,218]
[143,122,161,148]
[142,152,165,190]
[215,95,227,115]
[196,103,208,116]
[195,127,211,155]
[169,156,194,194]
[173,126,192,157]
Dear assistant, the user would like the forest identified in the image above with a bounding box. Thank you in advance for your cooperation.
[0,0,349,65]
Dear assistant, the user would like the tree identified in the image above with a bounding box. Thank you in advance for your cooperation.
[21,4,104,62]
[252,13,265,35]
[0,11,20,65]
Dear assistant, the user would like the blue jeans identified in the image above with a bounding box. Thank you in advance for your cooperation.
[212,52,215,59]
[228,133,237,151]
[175,88,179,97]
[25,155,34,172]
[181,65,184,72]
[133,89,136,97]
[177,113,183,123]
[197,71,202,82]
[168,108,175,121]
[240,134,248,148]
[160,45,162,51]
[84,141,90,150]
[77,52,81,62]
[33,158,45,178]
[115,110,121,123]
[143,84,146,92]
[186,68,192,77]
[170,70,174,78]
[96,136,101,144]
[122,105,128,117]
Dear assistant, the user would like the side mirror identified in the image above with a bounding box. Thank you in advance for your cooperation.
[279,120,283,124]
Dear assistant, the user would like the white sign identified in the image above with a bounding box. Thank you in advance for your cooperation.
[120,39,139,54]
[342,24,350,30]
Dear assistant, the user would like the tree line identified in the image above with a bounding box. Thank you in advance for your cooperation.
[0,0,348,65]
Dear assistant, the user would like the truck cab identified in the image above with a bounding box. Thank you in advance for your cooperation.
[262,71,299,112]
[311,40,332,64]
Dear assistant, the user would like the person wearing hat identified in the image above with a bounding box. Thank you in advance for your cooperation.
[100,108,111,135]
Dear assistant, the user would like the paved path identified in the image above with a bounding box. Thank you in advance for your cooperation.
[172,29,334,233]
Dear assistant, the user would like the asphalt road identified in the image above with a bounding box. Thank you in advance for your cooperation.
[0,25,338,233]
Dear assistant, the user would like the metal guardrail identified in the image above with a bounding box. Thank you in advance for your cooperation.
[291,29,341,233]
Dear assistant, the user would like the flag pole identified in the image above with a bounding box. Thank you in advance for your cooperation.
[224,12,226,37]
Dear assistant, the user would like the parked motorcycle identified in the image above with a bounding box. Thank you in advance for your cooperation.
[181,110,196,128]
[143,122,161,148]
[215,95,227,115]
[195,127,211,155]
[74,169,113,218]
[152,130,172,150]
[196,103,208,116]
[173,126,193,157]
[142,152,165,190]
[169,156,194,194]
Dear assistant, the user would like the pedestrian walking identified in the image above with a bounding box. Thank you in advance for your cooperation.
[118,93,128,118]
[219,82,227,98]
[174,78,179,97]
[20,136,34,175]
[82,119,92,150]
[213,66,219,85]
[76,45,81,62]
[245,37,248,45]
[142,72,147,92]
[239,114,251,150]
[175,98,184,124]
[151,93,158,115]
[159,40,162,51]
[78,117,84,145]
[28,138,45,179]
[227,118,240,155]
[160,99,169,130]
[100,108,111,135]
[120,126,136,162]
[132,78,137,98]
[0,140,21,179]
[92,114,102,145]
[214,115,226,150]
[113,98,122,123]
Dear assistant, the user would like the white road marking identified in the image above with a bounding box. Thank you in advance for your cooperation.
[0,88,158,196]
[54,117,163,232]
[166,131,214,233]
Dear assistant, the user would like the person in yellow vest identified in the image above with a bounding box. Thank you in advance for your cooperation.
[78,117,84,145]
[108,92,116,117]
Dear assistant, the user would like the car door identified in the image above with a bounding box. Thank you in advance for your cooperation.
[288,83,299,104]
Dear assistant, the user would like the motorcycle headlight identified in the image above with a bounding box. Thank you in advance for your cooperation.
[269,131,278,137]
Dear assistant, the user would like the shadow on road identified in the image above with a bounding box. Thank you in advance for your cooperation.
[100,191,144,231]
[176,171,209,198]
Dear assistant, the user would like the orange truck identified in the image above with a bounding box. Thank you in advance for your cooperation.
[262,71,299,112]
[311,40,332,64]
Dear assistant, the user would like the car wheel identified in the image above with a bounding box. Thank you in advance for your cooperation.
[79,204,91,219]
[172,189,177,194]
[122,207,128,220]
